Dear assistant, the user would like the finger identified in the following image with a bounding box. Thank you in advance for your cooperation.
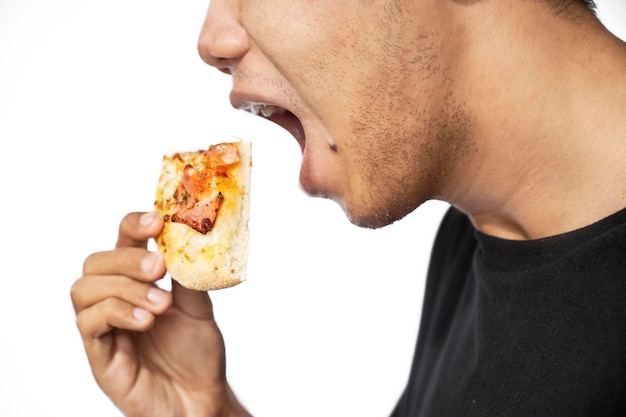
[116,211,164,249]
[77,297,159,380]
[76,296,157,340]
[171,281,215,320]
[83,249,166,282]
[71,274,172,315]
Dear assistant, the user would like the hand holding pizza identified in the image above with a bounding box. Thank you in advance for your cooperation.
[70,211,251,417]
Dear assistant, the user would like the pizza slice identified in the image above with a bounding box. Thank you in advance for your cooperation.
[154,140,252,291]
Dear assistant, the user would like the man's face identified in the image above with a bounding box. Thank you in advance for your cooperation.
[199,0,474,228]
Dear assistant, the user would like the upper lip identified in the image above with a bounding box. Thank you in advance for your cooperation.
[240,102,287,118]
[230,91,306,150]
[230,90,288,117]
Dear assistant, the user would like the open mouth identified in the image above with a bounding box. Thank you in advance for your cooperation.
[243,103,306,151]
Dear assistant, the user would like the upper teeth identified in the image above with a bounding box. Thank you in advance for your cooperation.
[246,103,286,118]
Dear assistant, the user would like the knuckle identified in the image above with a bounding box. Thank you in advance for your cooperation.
[82,251,102,275]
[74,310,90,333]
[69,279,83,310]
[120,211,142,228]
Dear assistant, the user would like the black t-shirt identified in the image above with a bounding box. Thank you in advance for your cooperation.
[391,206,626,417]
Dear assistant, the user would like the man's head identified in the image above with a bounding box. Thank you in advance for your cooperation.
[197,0,601,229]
[198,0,481,228]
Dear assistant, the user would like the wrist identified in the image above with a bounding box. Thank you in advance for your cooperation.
[217,387,252,417]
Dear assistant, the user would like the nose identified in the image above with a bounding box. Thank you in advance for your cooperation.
[197,0,250,75]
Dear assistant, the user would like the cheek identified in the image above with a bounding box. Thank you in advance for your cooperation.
[243,4,377,108]
[243,2,341,63]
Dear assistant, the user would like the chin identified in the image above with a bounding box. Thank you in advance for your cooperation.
[341,203,400,230]
[343,196,425,229]
[300,190,386,229]
[300,169,421,229]
[346,212,398,229]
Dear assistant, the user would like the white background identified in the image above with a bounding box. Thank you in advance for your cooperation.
[0,1,624,416]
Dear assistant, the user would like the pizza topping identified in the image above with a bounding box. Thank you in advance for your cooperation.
[171,191,224,234]
[162,142,242,234]
[206,143,240,166]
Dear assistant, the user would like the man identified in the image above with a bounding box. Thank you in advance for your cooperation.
[71,0,626,415]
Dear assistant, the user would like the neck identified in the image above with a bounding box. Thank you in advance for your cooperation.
[446,1,626,240]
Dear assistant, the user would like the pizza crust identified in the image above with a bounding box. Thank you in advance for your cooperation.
[154,140,252,291]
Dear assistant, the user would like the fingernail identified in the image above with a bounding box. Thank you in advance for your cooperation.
[140,211,159,227]
[133,307,150,322]
[147,287,167,305]
[142,252,161,275]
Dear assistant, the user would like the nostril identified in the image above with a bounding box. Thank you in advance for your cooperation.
[197,23,250,71]
[197,42,232,74]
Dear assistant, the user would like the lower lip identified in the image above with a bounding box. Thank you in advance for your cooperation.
[298,153,316,196]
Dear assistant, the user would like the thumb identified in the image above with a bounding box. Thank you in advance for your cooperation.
[171,280,215,320]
